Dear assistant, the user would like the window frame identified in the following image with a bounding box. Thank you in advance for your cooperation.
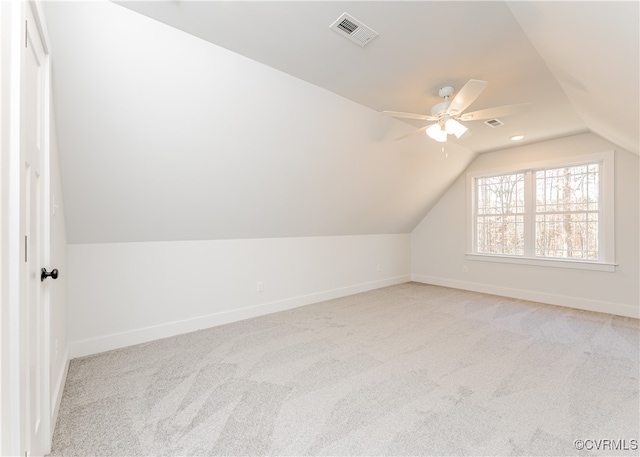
[466,151,615,272]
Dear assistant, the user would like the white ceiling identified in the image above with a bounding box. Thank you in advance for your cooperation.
[42,1,638,244]
[118,1,638,155]
[44,1,477,243]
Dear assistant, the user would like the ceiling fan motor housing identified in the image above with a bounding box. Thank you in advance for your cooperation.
[431,100,451,116]
[438,86,454,98]
[431,86,455,116]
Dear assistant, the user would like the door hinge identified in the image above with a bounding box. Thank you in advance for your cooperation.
[25,20,28,48]
[24,235,27,262]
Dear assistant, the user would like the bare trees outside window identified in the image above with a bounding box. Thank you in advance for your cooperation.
[474,161,602,261]
[476,173,525,255]
[535,164,599,259]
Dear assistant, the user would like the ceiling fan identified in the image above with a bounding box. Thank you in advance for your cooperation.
[382,79,530,142]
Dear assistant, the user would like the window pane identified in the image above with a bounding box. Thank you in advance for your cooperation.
[536,164,599,213]
[477,173,525,216]
[476,173,525,255]
[535,162,600,260]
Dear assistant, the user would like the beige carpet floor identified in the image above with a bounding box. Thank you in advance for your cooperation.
[50,283,639,456]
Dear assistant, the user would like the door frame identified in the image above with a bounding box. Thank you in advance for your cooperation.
[1,0,26,454]
[1,1,52,455]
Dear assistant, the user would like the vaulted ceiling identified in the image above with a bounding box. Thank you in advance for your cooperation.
[116,1,639,155]
[43,1,638,244]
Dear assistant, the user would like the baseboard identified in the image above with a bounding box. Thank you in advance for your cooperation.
[411,274,639,319]
[50,348,69,442]
[69,275,411,358]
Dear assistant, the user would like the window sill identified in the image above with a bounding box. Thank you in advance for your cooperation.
[465,253,616,272]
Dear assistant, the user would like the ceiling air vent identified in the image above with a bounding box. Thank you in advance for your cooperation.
[484,118,504,128]
[330,13,379,47]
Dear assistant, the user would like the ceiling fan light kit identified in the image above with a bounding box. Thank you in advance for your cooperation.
[382,79,531,144]
[445,118,468,138]
[426,118,468,142]
[426,123,447,142]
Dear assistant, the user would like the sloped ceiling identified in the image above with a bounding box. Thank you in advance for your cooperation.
[116,0,638,155]
[43,1,638,244]
[508,1,638,156]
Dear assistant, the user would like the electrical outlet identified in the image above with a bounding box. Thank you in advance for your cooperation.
[377,264,381,272]
[256,281,264,292]
[462,266,469,273]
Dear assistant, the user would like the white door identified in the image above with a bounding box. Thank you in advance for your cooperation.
[20,4,50,455]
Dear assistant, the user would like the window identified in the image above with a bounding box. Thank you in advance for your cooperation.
[476,173,525,256]
[535,164,599,260]
[467,152,615,271]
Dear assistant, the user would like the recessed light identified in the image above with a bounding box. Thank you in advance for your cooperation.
[510,135,524,141]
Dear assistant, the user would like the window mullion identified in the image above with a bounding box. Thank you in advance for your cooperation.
[524,170,535,257]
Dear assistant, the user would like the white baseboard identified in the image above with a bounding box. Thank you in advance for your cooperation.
[50,348,69,442]
[69,275,411,358]
[411,274,639,319]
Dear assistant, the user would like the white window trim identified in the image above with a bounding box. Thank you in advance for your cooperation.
[466,151,615,271]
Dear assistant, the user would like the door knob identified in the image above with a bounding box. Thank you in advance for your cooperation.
[41,268,59,282]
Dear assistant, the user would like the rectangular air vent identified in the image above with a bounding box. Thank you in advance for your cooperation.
[330,13,379,47]
[337,17,358,34]
[484,119,504,128]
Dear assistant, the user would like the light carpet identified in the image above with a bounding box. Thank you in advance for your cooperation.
[50,283,639,456]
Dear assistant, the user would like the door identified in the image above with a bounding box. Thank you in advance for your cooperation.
[20,4,49,455]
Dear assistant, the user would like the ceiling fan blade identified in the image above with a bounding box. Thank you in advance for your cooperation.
[393,124,433,141]
[382,111,437,121]
[460,103,532,121]
[447,79,487,115]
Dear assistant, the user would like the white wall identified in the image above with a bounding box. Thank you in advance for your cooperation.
[411,133,639,318]
[68,234,410,357]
